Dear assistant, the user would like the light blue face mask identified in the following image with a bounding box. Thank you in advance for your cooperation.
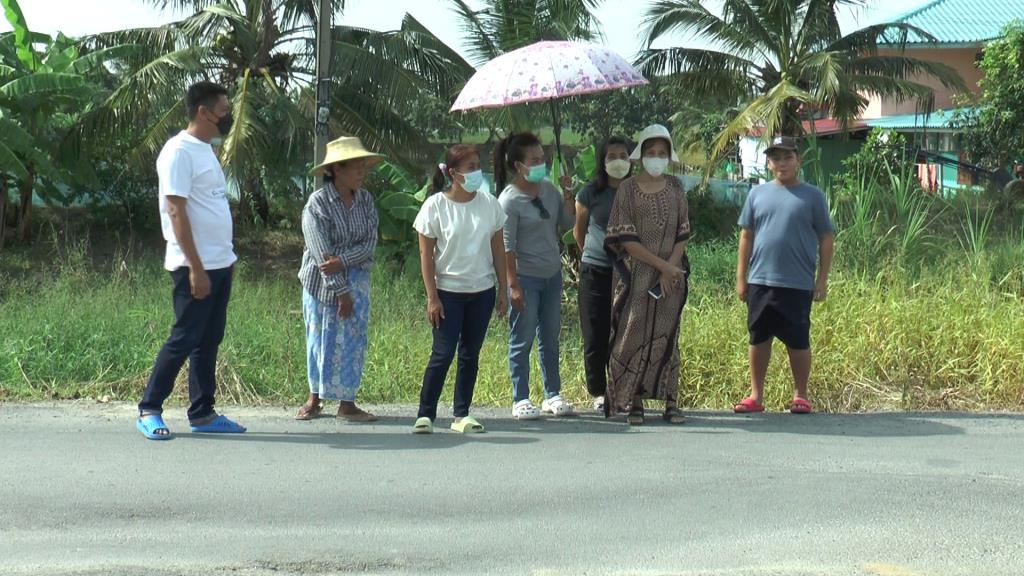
[523,163,547,183]
[458,170,484,192]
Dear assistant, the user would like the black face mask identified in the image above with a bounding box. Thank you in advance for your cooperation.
[210,110,233,136]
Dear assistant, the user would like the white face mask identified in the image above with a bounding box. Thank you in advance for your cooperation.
[642,157,669,177]
[605,159,631,180]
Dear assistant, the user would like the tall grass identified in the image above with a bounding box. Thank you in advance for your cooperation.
[2,229,1023,411]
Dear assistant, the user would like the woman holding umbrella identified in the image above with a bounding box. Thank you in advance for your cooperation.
[496,133,576,420]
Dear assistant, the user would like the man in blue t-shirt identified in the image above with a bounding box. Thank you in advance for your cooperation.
[734,136,835,414]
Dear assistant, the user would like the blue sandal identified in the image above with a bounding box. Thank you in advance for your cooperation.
[190,414,246,434]
[137,414,173,440]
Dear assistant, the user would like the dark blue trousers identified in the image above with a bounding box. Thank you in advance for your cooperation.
[139,266,233,422]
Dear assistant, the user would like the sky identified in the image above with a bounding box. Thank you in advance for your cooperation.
[4,0,925,63]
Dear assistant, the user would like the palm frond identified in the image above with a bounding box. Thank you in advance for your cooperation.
[636,46,757,102]
[710,79,811,163]
[141,0,224,12]
[848,54,967,93]
[329,84,431,169]
[643,0,765,60]
[796,0,844,54]
[221,69,271,179]
[126,99,188,169]
[449,0,501,66]
[829,22,939,54]
[69,44,146,75]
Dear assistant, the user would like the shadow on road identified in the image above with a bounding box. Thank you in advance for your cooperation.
[177,429,541,450]
[682,411,980,437]
[166,411,1022,446]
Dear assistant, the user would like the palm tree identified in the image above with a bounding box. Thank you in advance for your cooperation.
[638,0,968,163]
[80,0,471,223]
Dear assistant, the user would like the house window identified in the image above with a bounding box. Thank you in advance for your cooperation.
[940,133,955,151]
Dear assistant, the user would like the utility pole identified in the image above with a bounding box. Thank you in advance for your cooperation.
[313,0,333,169]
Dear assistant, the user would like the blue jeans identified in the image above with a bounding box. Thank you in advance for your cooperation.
[508,271,563,403]
[418,288,496,420]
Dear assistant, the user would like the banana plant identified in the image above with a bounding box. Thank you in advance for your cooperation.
[0,0,119,245]
[373,160,430,243]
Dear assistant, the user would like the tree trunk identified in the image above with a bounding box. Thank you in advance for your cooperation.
[255,181,270,224]
[241,176,270,226]
[16,168,34,243]
[0,175,8,252]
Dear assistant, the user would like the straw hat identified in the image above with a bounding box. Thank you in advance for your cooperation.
[629,124,679,163]
[310,136,385,176]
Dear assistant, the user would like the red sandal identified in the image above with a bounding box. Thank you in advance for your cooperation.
[790,397,813,414]
[733,397,765,413]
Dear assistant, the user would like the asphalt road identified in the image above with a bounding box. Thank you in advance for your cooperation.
[1,403,1022,576]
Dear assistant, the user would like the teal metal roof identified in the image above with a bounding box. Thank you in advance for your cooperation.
[864,108,969,131]
[885,0,1024,45]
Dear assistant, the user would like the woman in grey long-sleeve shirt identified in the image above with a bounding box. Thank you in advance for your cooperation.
[295,137,382,422]
[495,132,576,420]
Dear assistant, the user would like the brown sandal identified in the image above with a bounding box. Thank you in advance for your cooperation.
[337,405,378,422]
[626,406,644,426]
[295,402,323,421]
[663,407,685,424]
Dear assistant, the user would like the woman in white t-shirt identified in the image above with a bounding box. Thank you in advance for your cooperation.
[411,145,509,434]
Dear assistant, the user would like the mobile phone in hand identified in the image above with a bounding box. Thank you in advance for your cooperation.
[648,283,663,299]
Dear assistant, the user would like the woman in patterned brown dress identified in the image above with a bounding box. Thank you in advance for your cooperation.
[603,124,690,425]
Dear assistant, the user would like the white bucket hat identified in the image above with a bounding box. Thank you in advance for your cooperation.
[630,124,679,163]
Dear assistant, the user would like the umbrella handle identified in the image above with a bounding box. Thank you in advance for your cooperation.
[549,98,563,165]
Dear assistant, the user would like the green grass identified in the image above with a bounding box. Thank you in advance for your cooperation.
[2,232,1023,411]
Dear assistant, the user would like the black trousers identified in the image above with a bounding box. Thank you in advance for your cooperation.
[418,287,496,420]
[577,262,613,398]
[139,266,233,421]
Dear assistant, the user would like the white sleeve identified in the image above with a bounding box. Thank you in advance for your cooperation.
[412,196,437,238]
[491,195,508,233]
[157,148,193,199]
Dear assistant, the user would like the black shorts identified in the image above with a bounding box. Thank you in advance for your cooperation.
[747,284,813,350]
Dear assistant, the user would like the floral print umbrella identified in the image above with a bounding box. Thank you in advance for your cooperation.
[451,41,649,160]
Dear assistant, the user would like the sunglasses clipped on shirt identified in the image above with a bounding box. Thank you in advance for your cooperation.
[530,197,550,219]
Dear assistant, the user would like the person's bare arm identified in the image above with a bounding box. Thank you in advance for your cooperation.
[736,228,754,302]
[815,233,835,301]
[418,234,444,328]
[491,231,509,317]
[506,250,525,312]
[573,202,589,252]
[165,195,209,299]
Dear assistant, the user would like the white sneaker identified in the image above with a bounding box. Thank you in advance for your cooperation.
[541,395,574,417]
[512,399,541,420]
[592,395,605,412]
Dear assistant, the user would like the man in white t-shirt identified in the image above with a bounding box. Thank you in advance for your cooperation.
[136,81,246,440]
